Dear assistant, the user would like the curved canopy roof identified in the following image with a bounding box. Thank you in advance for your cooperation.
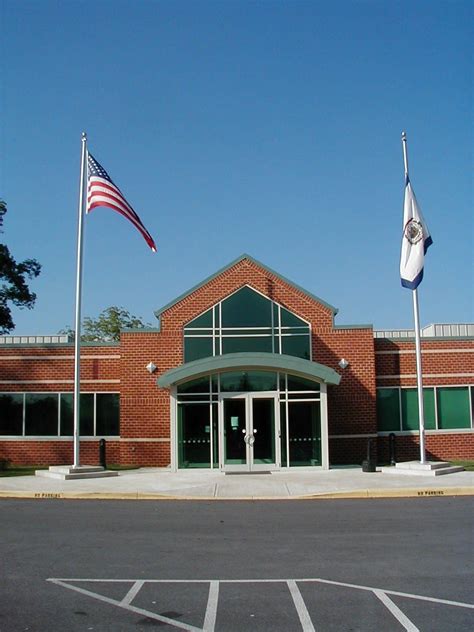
[157,352,341,387]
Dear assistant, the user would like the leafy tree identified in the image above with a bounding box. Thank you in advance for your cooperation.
[60,306,151,342]
[0,200,41,334]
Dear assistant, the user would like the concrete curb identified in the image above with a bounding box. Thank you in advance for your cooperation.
[0,487,473,501]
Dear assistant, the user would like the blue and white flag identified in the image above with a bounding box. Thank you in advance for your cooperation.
[400,176,432,289]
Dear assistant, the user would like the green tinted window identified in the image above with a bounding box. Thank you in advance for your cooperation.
[288,401,321,466]
[281,307,308,328]
[437,387,471,429]
[178,403,212,468]
[184,337,213,362]
[96,394,119,435]
[281,335,311,360]
[401,388,436,431]
[183,286,311,361]
[25,394,58,436]
[376,389,400,431]
[0,394,23,435]
[220,371,277,392]
[221,287,271,327]
[60,393,94,435]
[177,377,211,394]
[286,375,320,392]
[186,308,213,328]
[222,336,273,354]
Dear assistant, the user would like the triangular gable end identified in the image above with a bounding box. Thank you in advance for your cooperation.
[154,254,338,328]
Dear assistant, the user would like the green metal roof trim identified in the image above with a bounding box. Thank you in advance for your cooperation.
[154,254,338,319]
[157,352,341,387]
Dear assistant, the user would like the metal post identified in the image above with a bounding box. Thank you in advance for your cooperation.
[73,132,87,468]
[401,131,426,465]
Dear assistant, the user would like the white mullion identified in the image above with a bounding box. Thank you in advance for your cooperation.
[470,386,474,429]
[397,387,403,431]
[212,306,216,356]
[209,397,214,470]
[285,374,289,467]
[433,386,439,430]
[218,303,222,355]
[57,393,61,436]
[171,387,177,471]
[271,304,275,353]
[93,393,97,436]
[278,305,282,354]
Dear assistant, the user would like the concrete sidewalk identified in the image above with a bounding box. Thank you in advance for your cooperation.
[0,466,473,500]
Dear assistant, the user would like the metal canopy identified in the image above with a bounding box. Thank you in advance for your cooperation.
[157,352,341,387]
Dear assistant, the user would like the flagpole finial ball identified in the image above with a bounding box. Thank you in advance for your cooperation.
[402,131,407,140]
[81,132,87,141]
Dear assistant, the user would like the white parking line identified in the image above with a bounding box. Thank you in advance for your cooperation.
[374,589,419,632]
[203,581,219,632]
[296,577,474,610]
[121,579,145,606]
[48,576,474,632]
[287,580,315,632]
[48,578,202,632]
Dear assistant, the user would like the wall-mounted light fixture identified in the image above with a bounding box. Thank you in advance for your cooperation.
[146,362,157,374]
[338,358,349,370]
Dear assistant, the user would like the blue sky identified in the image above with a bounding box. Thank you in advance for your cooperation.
[1,0,472,335]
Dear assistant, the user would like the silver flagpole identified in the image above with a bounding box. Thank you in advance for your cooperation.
[73,132,87,468]
[401,131,426,464]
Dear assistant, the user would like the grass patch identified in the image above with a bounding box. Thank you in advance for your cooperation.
[106,464,139,472]
[0,465,48,477]
[450,460,474,471]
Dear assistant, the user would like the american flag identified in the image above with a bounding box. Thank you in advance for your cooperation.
[87,153,156,252]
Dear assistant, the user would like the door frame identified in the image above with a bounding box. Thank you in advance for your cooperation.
[218,392,280,472]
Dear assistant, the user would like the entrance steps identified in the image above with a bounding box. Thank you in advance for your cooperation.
[35,465,119,480]
[380,461,464,476]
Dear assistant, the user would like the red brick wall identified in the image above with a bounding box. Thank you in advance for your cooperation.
[0,440,120,466]
[375,338,474,387]
[0,343,121,466]
[375,337,474,462]
[118,257,377,466]
[0,344,120,391]
[1,258,472,467]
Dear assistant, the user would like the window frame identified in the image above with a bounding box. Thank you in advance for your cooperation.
[0,391,120,438]
[376,385,474,434]
[183,285,312,363]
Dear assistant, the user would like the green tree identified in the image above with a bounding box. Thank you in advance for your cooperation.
[60,306,151,342]
[0,200,41,334]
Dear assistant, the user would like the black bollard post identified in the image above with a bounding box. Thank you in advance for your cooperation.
[99,438,106,469]
[389,432,396,466]
[362,438,376,472]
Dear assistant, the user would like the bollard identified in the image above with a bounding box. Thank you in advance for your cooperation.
[389,432,396,466]
[99,438,106,469]
[362,438,376,472]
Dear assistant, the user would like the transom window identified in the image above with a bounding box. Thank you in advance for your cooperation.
[184,286,311,362]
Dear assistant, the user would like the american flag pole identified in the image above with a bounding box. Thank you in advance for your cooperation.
[73,132,88,468]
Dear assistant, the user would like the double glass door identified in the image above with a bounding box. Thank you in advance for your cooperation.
[220,393,278,471]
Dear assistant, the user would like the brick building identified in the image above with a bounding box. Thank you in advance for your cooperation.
[0,255,472,469]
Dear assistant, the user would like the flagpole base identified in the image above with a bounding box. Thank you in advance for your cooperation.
[381,461,464,476]
[35,465,118,480]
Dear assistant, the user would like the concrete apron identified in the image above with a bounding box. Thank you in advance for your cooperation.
[0,466,473,500]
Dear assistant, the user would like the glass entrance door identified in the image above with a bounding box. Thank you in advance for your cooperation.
[221,394,278,471]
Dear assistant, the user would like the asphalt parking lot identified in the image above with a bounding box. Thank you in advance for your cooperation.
[1,497,473,631]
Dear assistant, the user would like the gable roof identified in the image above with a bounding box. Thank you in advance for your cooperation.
[154,254,338,319]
